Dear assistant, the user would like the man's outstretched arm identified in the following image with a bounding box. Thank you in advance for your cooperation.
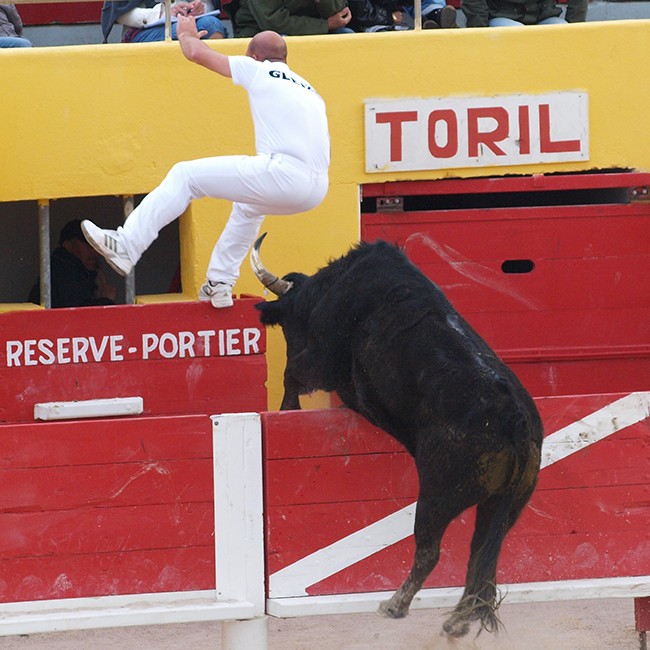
[177,15,232,77]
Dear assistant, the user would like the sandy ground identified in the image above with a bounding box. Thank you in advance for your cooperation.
[0,598,642,650]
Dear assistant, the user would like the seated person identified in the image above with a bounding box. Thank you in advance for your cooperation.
[348,0,408,32]
[0,4,32,48]
[348,0,456,31]
[462,0,566,26]
[233,0,353,37]
[101,0,228,43]
[29,219,117,308]
[407,0,457,29]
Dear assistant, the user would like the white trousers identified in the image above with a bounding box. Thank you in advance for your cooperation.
[120,152,329,284]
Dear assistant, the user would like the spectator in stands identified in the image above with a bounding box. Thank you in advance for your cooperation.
[347,0,407,32]
[406,1,457,29]
[348,0,456,31]
[101,0,228,43]
[462,0,566,26]
[0,4,32,47]
[29,220,117,308]
[565,0,588,22]
[233,0,353,37]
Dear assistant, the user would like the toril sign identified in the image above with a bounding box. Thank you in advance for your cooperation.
[365,92,589,173]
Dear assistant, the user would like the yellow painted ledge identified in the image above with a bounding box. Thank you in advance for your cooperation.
[0,303,44,313]
[135,293,195,305]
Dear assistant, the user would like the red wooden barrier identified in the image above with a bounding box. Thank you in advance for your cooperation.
[263,394,650,598]
[0,299,266,603]
[0,300,266,422]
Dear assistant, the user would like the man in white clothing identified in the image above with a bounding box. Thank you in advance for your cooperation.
[82,20,330,308]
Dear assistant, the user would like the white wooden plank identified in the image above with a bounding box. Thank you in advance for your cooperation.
[34,397,143,420]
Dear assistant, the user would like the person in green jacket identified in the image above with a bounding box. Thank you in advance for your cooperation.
[462,0,567,26]
[233,0,353,37]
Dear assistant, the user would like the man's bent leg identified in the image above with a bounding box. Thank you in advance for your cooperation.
[207,202,265,285]
[120,157,241,262]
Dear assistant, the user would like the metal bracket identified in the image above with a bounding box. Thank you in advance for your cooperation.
[377,196,404,212]
[630,186,650,201]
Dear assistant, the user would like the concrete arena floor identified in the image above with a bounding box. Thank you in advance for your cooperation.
[0,597,642,650]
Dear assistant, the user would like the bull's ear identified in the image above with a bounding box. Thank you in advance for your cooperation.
[255,300,286,326]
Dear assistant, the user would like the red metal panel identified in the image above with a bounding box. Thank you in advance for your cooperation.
[362,171,650,197]
[0,414,216,603]
[263,395,650,596]
[0,299,267,422]
[361,190,650,398]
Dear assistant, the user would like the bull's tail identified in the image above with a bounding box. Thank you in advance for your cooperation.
[443,397,543,638]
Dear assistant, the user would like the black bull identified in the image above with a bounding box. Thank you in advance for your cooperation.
[251,234,543,638]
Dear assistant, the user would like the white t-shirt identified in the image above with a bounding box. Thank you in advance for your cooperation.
[230,56,330,173]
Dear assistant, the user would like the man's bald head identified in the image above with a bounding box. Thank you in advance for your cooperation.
[246,31,288,63]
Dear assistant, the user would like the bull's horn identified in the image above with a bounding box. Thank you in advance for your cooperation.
[250,233,293,296]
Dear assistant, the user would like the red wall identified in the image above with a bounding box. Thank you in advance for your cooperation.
[0,299,266,603]
[264,397,650,596]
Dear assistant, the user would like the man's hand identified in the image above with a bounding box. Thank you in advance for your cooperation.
[177,14,208,40]
[327,7,352,31]
[172,0,205,17]
[177,15,231,77]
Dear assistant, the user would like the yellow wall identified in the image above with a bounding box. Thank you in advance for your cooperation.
[2,21,650,407]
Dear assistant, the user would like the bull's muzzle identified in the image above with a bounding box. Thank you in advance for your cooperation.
[250,233,293,296]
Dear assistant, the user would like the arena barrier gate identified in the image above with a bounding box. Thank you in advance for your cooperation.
[0,300,270,649]
[0,300,648,649]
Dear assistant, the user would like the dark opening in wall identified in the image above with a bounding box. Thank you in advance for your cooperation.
[0,195,179,305]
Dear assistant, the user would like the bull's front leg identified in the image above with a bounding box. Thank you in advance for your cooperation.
[279,352,311,410]
[280,371,302,410]
[279,349,320,410]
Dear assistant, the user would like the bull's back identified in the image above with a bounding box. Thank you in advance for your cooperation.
[343,243,542,452]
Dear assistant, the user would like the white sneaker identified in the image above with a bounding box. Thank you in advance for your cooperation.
[81,220,134,276]
[198,280,233,308]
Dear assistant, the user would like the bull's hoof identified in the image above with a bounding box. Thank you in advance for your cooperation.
[442,615,471,638]
[377,599,409,619]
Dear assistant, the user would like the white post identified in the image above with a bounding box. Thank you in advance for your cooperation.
[222,618,269,648]
[212,413,268,650]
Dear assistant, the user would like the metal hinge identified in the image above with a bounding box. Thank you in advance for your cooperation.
[376,196,404,212]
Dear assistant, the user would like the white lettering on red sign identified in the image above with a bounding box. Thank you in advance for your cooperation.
[4,327,262,367]
[365,92,589,172]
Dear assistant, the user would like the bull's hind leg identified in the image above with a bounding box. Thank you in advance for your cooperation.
[378,501,457,620]
[442,487,534,638]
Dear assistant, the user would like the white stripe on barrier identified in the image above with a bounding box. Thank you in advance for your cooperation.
[540,391,650,468]
[268,391,650,598]
[0,591,254,637]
